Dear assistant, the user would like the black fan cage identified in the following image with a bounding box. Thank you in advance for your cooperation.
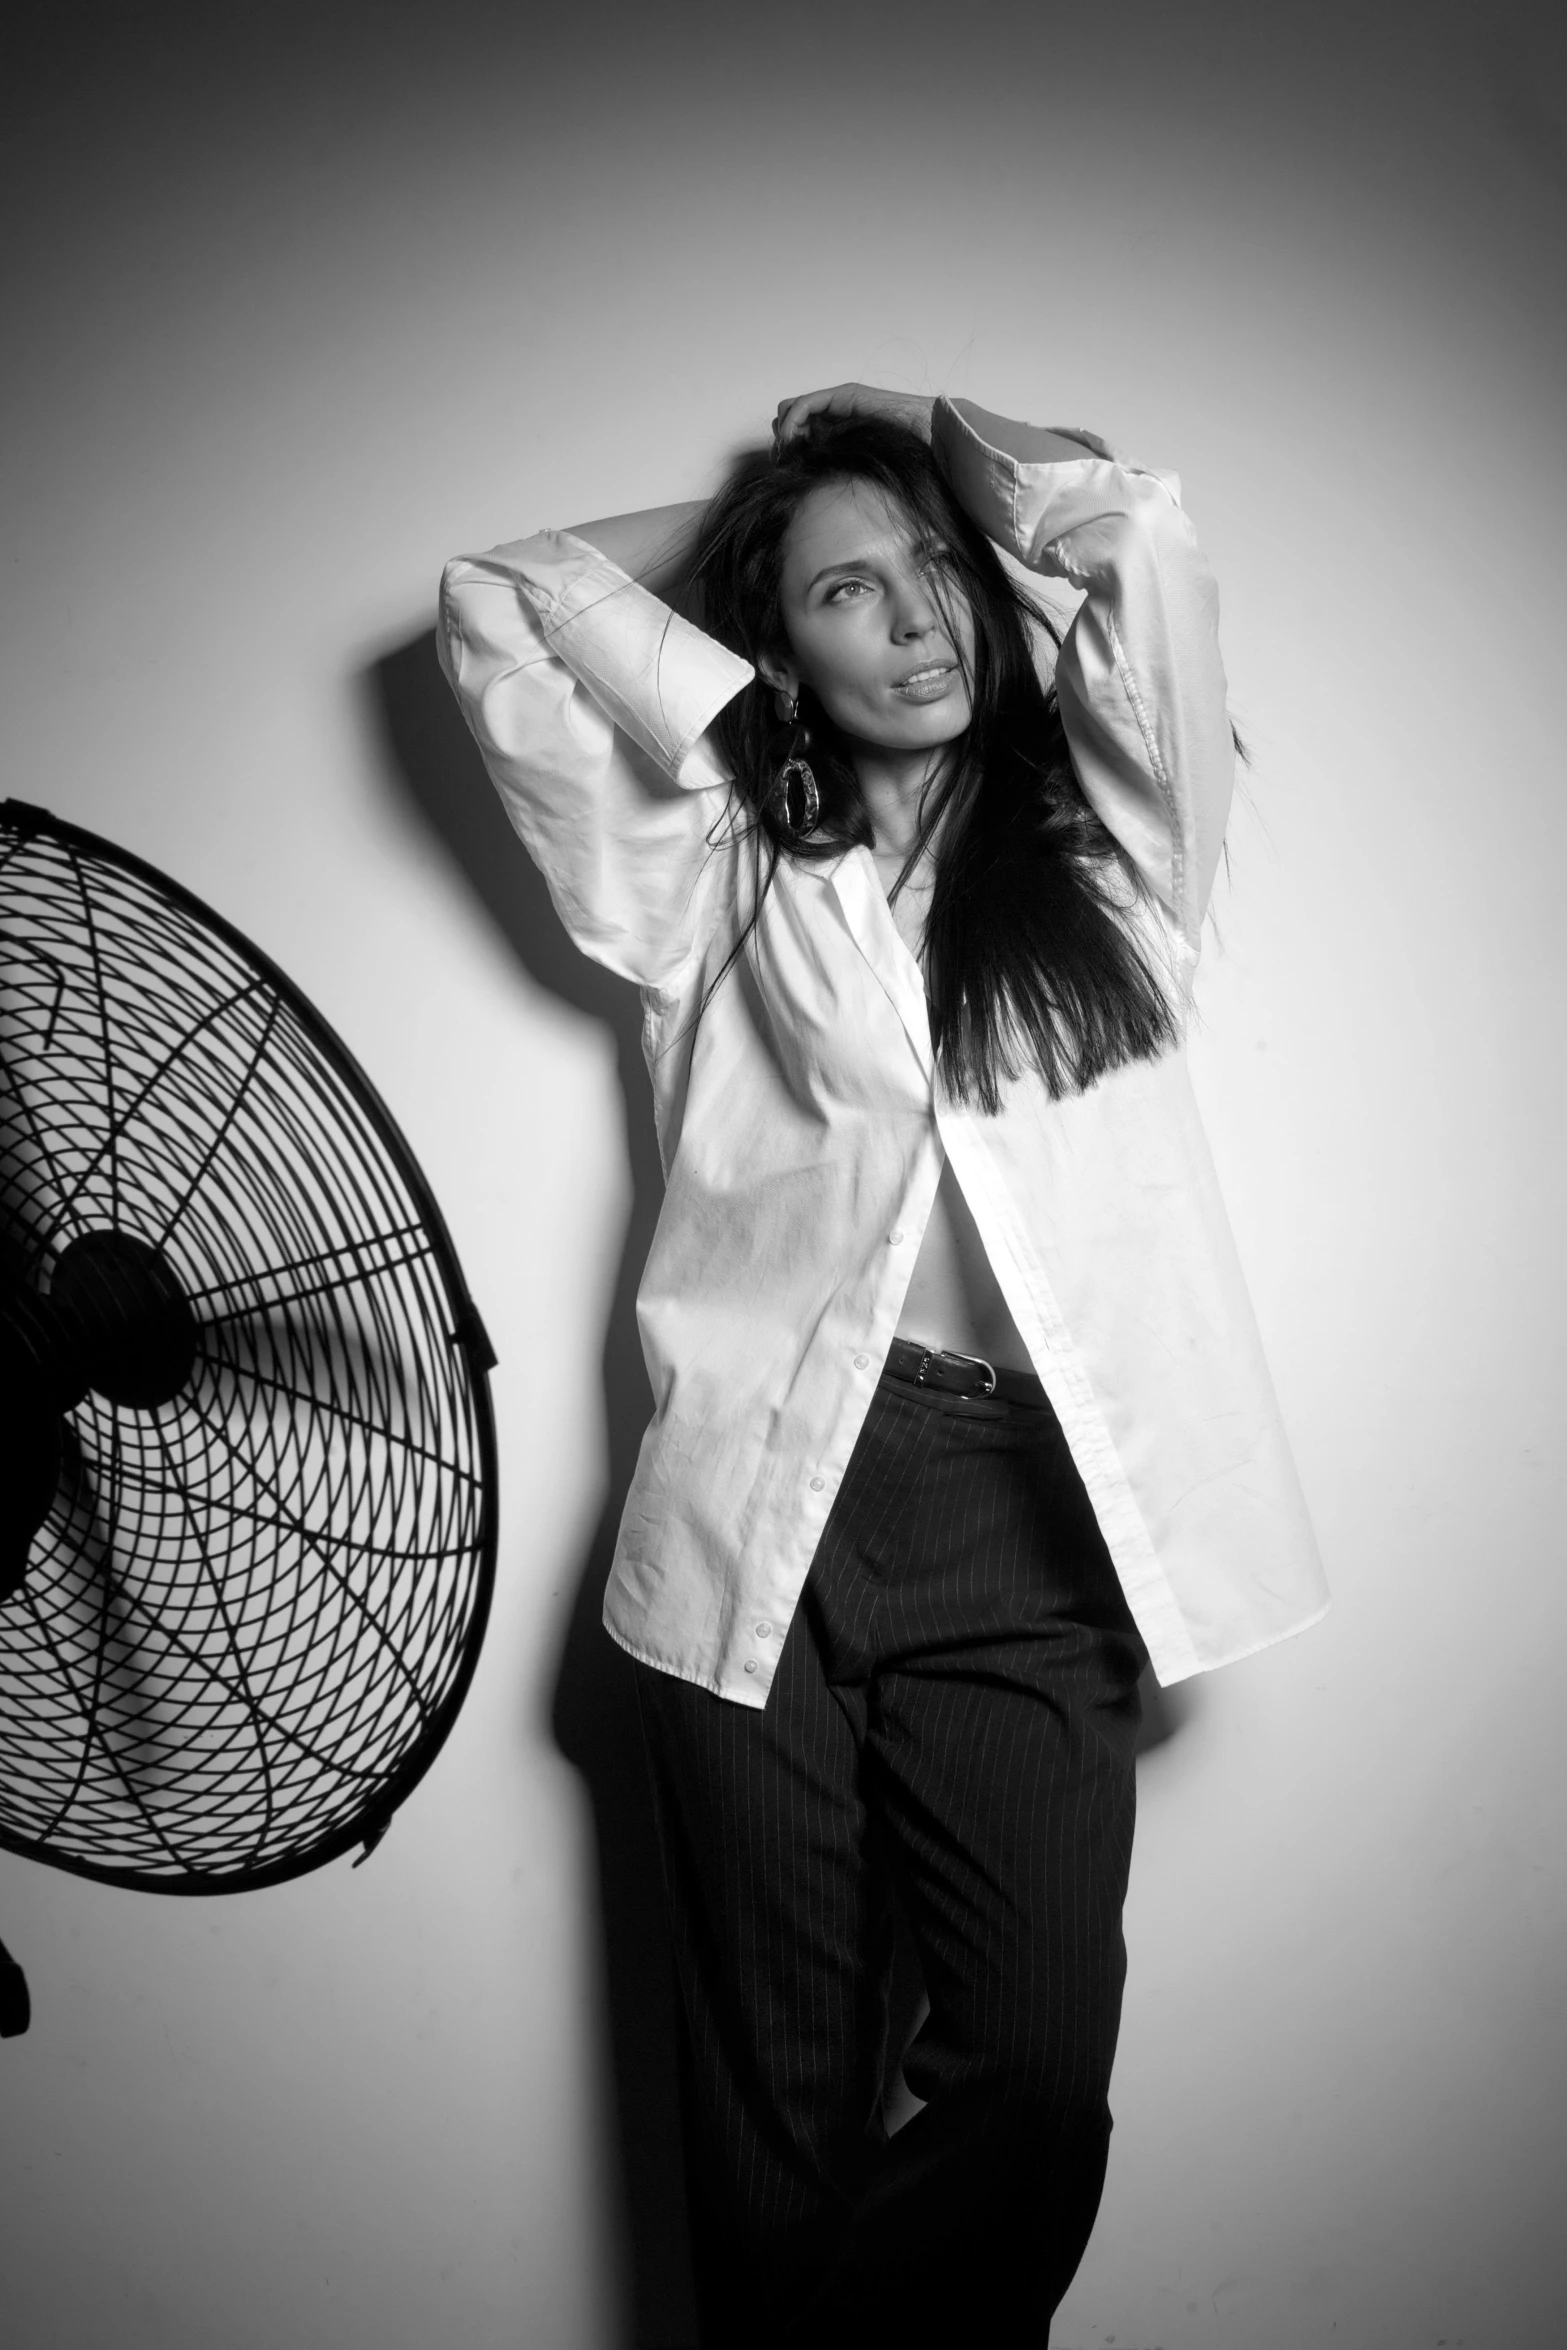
[0,803,497,1891]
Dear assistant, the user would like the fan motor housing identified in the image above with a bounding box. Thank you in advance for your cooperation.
[44,1231,200,1410]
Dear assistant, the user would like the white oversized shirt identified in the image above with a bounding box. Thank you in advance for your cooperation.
[438,396,1329,1706]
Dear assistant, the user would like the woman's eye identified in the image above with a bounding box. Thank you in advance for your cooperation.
[826,579,871,603]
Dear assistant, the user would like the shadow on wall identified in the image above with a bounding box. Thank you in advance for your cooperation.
[367,625,699,2348]
[364,624,1197,2347]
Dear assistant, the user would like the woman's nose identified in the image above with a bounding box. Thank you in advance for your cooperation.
[889,574,939,638]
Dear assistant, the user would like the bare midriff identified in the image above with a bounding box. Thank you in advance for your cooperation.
[878,850,1036,1376]
[895,1156,1035,1373]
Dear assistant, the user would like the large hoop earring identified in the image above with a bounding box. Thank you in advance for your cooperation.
[768,694,820,839]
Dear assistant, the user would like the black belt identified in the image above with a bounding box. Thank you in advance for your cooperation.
[884,1335,1047,1406]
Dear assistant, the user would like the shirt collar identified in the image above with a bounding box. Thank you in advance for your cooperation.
[822,846,934,1081]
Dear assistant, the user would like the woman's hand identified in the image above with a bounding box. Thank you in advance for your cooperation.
[563,502,706,598]
[772,384,935,450]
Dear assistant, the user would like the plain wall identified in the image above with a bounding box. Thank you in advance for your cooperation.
[2,3,1564,2344]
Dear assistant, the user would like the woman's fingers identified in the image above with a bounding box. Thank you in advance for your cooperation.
[773,387,846,427]
[772,385,858,444]
[772,383,934,447]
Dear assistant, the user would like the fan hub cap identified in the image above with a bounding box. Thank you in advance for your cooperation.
[44,1230,198,1411]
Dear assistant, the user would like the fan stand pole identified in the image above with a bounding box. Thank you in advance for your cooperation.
[0,1932,30,2037]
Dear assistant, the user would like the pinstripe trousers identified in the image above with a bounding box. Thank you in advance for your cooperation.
[634,1357,1148,2348]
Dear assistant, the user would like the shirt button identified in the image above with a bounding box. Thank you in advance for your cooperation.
[755,1621,772,1639]
[888,1229,904,1244]
[809,1476,824,1491]
[854,1353,869,1369]
[744,1658,758,1674]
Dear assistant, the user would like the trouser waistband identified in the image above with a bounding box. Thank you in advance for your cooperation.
[883,1334,1047,1406]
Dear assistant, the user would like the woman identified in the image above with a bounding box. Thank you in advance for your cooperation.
[439,383,1328,2345]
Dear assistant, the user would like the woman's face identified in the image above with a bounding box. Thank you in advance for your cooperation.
[764,478,975,754]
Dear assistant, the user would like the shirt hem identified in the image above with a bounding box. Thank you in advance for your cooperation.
[605,1578,1331,1710]
[602,1608,772,1711]
[1150,1591,1333,1689]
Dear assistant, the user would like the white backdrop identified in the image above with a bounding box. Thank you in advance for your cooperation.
[2,3,1563,2344]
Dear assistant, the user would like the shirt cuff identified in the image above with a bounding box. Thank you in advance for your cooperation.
[498,528,756,790]
[931,397,1181,562]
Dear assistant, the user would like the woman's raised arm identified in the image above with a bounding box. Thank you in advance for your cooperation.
[772,383,1094,475]
[932,396,1235,960]
[775,383,1235,960]
[438,503,753,992]
[560,501,706,602]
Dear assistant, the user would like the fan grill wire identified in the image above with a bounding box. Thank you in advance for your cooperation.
[0,812,496,1889]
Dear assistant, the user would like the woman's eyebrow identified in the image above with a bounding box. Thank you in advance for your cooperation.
[805,555,878,592]
[805,537,942,594]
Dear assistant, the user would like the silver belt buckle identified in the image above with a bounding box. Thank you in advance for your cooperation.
[931,1346,998,1397]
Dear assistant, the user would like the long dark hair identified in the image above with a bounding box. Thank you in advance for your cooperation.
[682,412,1180,1116]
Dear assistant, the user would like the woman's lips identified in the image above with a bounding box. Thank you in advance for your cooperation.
[890,664,957,703]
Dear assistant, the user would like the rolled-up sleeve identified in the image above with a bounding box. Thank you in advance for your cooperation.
[933,397,1234,955]
[438,529,755,988]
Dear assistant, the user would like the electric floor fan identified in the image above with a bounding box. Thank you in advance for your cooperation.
[0,801,498,2034]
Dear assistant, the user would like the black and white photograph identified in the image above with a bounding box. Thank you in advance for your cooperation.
[2,4,1562,2345]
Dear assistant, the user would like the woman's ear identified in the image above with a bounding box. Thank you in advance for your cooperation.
[755,651,799,719]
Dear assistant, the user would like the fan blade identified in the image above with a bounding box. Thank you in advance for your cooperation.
[188,1285,447,1483]
[206,1301,411,1416]
[28,1419,173,1756]
[12,1416,259,1869]
[0,1099,74,1282]
[0,1027,103,1271]
[0,1392,59,1604]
